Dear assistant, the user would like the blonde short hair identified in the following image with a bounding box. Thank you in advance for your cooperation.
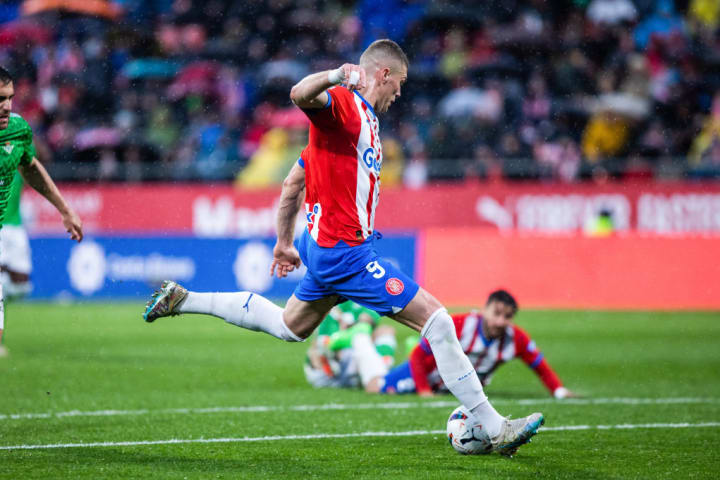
[360,39,409,71]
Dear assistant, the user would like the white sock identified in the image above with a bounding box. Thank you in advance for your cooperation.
[352,333,389,388]
[421,308,504,438]
[179,291,303,342]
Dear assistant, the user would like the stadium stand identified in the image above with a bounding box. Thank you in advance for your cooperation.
[0,0,719,183]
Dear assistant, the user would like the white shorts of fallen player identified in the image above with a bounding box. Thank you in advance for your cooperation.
[0,225,33,299]
[0,225,32,274]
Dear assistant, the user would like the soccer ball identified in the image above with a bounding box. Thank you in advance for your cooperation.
[446,406,493,455]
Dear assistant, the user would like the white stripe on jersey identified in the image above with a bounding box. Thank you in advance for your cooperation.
[353,94,381,239]
[459,314,479,351]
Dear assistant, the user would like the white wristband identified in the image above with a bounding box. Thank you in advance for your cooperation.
[348,70,360,86]
[328,68,344,85]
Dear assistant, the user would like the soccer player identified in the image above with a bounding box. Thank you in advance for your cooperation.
[304,301,397,390]
[1,172,33,299]
[144,39,543,456]
[381,290,578,398]
[0,67,83,357]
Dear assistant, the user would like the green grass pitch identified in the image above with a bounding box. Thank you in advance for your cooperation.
[1,303,719,479]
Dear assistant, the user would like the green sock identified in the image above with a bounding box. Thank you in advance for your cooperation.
[375,343,395,358]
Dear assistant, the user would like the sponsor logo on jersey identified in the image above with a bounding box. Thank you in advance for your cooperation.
[306,203,320,227]
[385,277,404,295]
[362,147,381,173]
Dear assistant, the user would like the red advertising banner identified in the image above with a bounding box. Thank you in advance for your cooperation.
[22,182,720,235]
[422,228,720,310]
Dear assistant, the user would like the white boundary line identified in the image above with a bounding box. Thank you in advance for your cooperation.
[2,422,719,451]
[1,397,717,421]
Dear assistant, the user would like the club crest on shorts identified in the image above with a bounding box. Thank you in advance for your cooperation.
[385,277,404,295]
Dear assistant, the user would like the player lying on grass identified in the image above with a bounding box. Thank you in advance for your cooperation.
[144,39,543,456]
[304,301,397,390]
[378,290,578,398]
[0,67,83,357]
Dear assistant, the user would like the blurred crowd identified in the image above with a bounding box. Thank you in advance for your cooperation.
[1,0,720,185]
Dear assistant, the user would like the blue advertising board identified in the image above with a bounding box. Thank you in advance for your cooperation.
[28,235,417,300]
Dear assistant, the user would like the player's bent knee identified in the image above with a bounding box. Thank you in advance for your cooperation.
[280,317,308,342]
[281,312,315,341]
[421,307,454,343]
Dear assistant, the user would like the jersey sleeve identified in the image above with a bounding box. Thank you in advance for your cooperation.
[20,122,35,166]
[451,313,467,338]
[408,341,437,394]
[513,326,563,395]
[300,86,355,132]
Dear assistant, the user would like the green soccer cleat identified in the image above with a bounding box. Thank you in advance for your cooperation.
[143,280,188,323]
[491,412,544,457]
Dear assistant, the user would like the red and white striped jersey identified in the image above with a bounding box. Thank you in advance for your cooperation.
[410,312,563,395]
[299,86,382,247]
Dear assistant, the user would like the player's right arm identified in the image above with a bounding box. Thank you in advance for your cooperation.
[513,326,578,398]
[18,158,82,242]
[289,64,367,109]
[271,162,305,278]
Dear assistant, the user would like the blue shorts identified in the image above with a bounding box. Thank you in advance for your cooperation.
[293,230,419,316]
[380,361,417,394]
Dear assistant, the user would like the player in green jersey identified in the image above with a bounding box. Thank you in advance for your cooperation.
[0,67,83,357]
[304,301,397,391]
[1,172,33,299]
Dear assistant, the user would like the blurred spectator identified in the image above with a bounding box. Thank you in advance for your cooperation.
[534,137,582,182]
[235,126,305,189]
[586,0,638,26]
[403,154,428,189]
[634,0,686,50]
[688,92,720,170]
[688,0,720,29]
[379,137,405,187]
[582,111,631,163]
[0,0,716,184]
[440,28,468,79]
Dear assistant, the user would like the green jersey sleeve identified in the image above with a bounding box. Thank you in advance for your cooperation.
[20,124,35,166]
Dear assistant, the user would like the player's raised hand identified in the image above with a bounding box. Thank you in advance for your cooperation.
[270,243,302,278]
[62,209,83,242]
[329,64,366,91]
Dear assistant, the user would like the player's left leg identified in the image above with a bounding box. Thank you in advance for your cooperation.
[144,280,337,342]
[393,288,543,455]
[0,225,33,299]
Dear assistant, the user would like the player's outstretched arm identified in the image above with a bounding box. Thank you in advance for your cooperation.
[290,64,367,109]
[271,162,305,278]
[18,158,83,242]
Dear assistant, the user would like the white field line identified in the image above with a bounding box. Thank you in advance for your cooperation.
[1,397,718,422]
[1,422,719,451]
